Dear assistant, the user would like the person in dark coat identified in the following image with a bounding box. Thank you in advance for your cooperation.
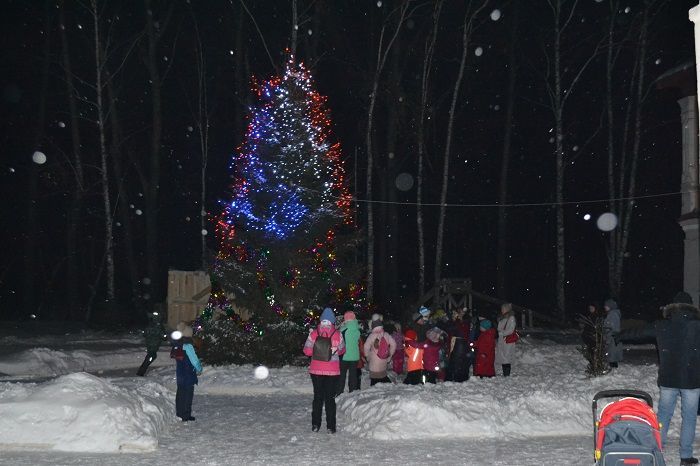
[620,292,700,465]
[603,299,623,368]
[445,308,471,382]
[172,322,203,422]
[136,310,165,376]
[580,302,603,362]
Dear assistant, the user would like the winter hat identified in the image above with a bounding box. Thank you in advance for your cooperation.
[320,307,336,324]
[371,319,383,330]
[419,306,431,318]
[673,291,693,305]
[480,319,492,330]
[426,327,442,343]
[404,329,418,341]
[343,311,356,321]
[180,324,193,338]
[604,299,618,310]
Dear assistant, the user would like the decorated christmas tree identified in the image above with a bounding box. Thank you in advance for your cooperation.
[201,55,364,341]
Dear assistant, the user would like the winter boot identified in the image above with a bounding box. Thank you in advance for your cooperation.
[681,457,699,465]
[312,425,320,432]
[502,364,511,377]
[327,428,336,434]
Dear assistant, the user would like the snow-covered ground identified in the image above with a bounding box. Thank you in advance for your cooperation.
[0,331,691,465]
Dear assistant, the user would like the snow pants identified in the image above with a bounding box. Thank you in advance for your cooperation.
[136,351,157,376]
[311,374,338,430]
[403,370,423,385]
[337,360,359,394]
[176,384,195,420]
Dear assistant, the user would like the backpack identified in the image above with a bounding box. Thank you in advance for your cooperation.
[312,329,336,362]
[170,344,185,361]
[374,335,390,359]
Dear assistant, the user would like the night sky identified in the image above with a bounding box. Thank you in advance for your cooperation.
[0,0,697,324]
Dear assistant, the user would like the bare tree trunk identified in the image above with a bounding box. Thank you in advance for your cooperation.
[145,0,162,304]
[193,19,210,270]
[60,0,86,320]
[610,3,649,298]
[107,81,140,308]
[605,1,618,297]
[545,0,599,321]
[24,1,52,318]
[365,2,410,301]
[496,3,518,299]
[434,1,487,287]
[416,0,442,298]
[290,0,298,57]
[553,3,566,321]
[92,0,116,310]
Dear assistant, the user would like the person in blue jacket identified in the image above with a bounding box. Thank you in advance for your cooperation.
[173,322,203,422]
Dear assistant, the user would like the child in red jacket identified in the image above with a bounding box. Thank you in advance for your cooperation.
[473,318,496,378]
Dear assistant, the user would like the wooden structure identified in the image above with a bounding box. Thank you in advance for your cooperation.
[166,270,211,329]
[417,278,559,329]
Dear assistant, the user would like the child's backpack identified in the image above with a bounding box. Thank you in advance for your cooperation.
[373,334,390,359]
[312,329,336,362]
[170,344,185,361]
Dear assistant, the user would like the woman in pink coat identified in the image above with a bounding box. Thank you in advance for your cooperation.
[363,320,397,385]
[303,307,345,433]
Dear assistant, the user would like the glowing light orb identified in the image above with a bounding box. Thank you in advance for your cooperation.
[32,151,47,164]
[171,330,183,340]
[395,172,414,191]
[583,214,591,221]
[490,9,501,21]
[596,212,618,232]
[254,365,270,380]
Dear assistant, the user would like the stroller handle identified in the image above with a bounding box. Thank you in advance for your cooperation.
[592,390,653,411]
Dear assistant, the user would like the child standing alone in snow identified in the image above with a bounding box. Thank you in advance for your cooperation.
[303,307,345,433]
[172,322,203,421]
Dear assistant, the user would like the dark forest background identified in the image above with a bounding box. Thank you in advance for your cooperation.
[0,0,696,326]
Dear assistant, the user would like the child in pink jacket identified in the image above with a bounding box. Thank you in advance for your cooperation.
[303,307,345,433]
[364,320,397,385]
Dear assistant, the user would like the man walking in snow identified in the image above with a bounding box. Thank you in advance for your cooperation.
[620,291,700,465]
[136,309,165,376]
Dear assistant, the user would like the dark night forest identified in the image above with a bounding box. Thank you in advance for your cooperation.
[0,0,697,326]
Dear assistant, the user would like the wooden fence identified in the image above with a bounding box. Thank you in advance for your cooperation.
[166,270,211,329]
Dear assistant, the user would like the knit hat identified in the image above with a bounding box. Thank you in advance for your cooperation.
[673,291,693,305]
[604,299,618,310]
[343,311,356,321]
[371,319,383,329]
[180,324,193,338]
[419,306,430,318]
[320,307,336,324]
[404,329,418,340]
[371,313,383,322]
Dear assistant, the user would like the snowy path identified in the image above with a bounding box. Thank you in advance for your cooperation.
[0,392,602,465]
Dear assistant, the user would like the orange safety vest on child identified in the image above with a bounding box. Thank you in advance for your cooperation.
[404,329,423,372]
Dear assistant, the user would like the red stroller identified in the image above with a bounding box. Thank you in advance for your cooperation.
[593,390,666,466]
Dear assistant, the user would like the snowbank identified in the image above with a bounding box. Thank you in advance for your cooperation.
[0,372,174,452]
[0,347,171,377]
[338,339,663,440]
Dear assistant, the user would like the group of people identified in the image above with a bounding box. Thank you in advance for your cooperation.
[302,303,520,434]
[580,298,624,370]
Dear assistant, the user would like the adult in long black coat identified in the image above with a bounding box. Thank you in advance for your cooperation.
[445,308,471,382]
[620,291,700,466]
